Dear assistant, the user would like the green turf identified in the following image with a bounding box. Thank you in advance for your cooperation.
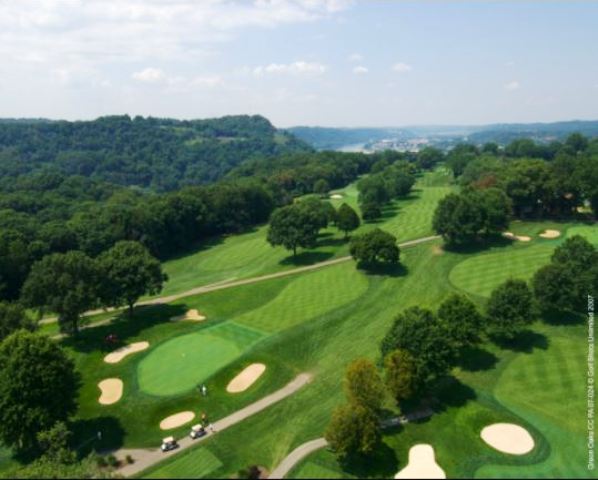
[566,225,598,243]
[292,461,348,479]
[137,323,265,396]
[144,447,223,479]
[234,262,369,333]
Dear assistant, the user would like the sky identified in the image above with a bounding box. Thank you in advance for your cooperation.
[1,0,597,127]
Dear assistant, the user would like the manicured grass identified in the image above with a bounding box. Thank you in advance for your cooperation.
[145,447,223,479]
[292,461,346,478]
[137,322,265,397]
[234,262,369,333]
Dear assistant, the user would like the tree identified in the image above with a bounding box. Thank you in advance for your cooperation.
[0,331,78,452]
[361,202,382,221]
[417,147,444,170]
[552,235,598,269]
[486,279,536,340]
[0,301,35,342]
[325,403,380,459]
[476,188,511,236]
[349,229,399,266]
[336,203,360,238]
[565,132,589,153]
[37,422,75,465]
[267,203,322,256]
[21,251,99,333]
[384,349,416,404]
[344,358,386,412]
[437,294,484,349]
[432,193,483,246]
[98,241,167,318]
[381,307,456,390]
[313,178,330,197]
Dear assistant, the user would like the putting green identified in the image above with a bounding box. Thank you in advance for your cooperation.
[137,322,264,397]
[449,244,554,298]
[234,262,369,333]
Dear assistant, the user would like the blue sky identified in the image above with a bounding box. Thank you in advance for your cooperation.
[0,1,596,127]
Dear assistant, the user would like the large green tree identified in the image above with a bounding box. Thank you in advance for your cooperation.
[432,192,483,246]
[21,251,99,333]
[0,301,35,341]
[98,241,167,318]
[438,294,484,349]
[336,203,360,238]
[325,403,380,460]
[349,228,399,266]
[486,279,536,340]
[381,307,456,390]
[266,202,323,256]
[0,331,78,452]
[343,358,386,412]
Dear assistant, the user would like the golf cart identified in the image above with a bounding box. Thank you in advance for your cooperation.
[161,436,178,452]
[190,424,206,439]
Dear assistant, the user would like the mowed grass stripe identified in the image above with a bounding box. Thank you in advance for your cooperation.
[137,323,265,397]
[144,447,222,479]
[449,244,554,298]
[234,262,369,333]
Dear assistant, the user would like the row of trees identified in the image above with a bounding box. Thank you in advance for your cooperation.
[15,241,165,335]
[432,188,512,246]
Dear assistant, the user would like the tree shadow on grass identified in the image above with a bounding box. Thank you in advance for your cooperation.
[442,234,514,255]
[71,416,126,455]
[457,346,499,372]
[317,236,348,248]
[428,376,477,413]
[357,262,408,278]
[491,329,549,353]
[279,250,334,266]
[541,308,585,326]
[341,441,399,479]
[63,303,188,354]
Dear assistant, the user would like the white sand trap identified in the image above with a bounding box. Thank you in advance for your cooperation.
[170,309,206,322]
[330,194,343,199]
[98,378,123,405]
[104,341,149,364]
[539,229,561,239]
[160,411,195,430]
[503,232,532,242]
[227,363,266,393]
[481,423,534,455]
[395,444,446,479]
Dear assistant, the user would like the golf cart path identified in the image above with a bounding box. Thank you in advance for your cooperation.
[268,438,328,479]
[42,234,440,330]
[116,373,312,477]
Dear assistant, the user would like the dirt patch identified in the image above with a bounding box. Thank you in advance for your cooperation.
[432,245,444,256]
[98,378,123,405]
[539,229,561,239]
[104,341,149,364]
[159,411,196,430]
[227,363,266,393]
[503,232,532,242]
[481,423,534,455]
[395,444,445,479]
[171,309,206,322]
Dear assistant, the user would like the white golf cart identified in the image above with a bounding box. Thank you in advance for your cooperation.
[190,424,206,439]
[161,436,178,452]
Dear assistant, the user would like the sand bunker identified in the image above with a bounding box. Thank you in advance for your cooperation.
[170,309,206,322]
[330,194,343,199]
[104,341,149,364]
[503,232,532,242]
[539,229,561,239]
[226,363,266,393]
[395,444,446,479]
[98,378,123,405]
[160,411,196,430]
[481,423,534,455]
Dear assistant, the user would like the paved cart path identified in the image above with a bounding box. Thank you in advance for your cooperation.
[268,438,328,479]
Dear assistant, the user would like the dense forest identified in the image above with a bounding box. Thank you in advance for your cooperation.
[0,115,310,190]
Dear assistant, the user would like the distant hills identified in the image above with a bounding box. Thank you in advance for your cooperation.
[288,120,598,150]
[0,115,311,191]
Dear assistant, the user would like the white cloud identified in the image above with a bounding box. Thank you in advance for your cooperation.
[191,75,223,88]
[352,65,368,74]
[132,67,166,83]
[504,80,520,91]
[348,53,363,62]
[253,61,327,77]
[392,62,412,73]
